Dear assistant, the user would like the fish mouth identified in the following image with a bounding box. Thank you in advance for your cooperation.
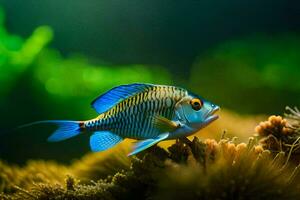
[204,106,220,125]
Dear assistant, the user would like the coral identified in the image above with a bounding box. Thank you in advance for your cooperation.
[255,107,300,159]
[255,115,293,137]
[285,106,300,133]
[1,135,300,200]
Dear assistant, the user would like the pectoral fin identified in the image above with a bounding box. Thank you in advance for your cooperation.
[128,133,169,156]
[152,115,178,132]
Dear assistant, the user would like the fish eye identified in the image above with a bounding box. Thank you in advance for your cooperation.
[190,98,203,111]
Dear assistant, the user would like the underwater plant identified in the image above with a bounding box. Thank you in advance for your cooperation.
[0,160,68,194]
[1,132,300,200]
[0,6,52,97]
[190,34,300,114]
[70,144,131,182]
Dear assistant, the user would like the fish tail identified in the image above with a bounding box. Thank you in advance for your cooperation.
[17,120,84,142]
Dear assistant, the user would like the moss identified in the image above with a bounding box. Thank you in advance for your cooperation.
[70,146,131,182]
[1,134,300,200]
[0,160,69,194]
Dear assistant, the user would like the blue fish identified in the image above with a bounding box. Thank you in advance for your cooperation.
[20,83,220,156]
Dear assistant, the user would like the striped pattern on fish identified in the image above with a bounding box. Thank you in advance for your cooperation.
[84,85,187,139]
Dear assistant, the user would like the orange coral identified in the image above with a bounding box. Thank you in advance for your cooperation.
[254,145,264,154]
[204,139,219,157]
[255,115,293,137]
[236,143,247,155]
[255,111,300,157]
[203,138,264,165]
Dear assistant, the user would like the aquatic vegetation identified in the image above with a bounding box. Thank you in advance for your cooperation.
[190,34,300,114]
[1,132,300,199]
[0,145,131,195]
[33,51,171,99]
[0,6,171,117]
[0,160,68,194]
[70,145,131,182]
[0,7,171,100]
[3,107,300,199]
[0,6,52,96]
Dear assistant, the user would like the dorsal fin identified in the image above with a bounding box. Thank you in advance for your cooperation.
[91,83,153,114]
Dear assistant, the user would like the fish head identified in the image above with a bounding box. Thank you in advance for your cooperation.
[175,92,220,129]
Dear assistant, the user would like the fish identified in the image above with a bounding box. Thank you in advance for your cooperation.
[19,83,220,156]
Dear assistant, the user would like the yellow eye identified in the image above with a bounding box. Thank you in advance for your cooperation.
[190,98,203,111]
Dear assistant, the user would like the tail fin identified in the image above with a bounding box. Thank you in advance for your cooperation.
[17,120,82,142]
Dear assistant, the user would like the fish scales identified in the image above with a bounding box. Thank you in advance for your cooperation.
[85,86,186,139]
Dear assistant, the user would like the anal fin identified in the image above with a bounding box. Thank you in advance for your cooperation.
[128,133,169,156]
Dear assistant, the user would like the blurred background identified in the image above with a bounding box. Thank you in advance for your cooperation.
[0,0,299,164]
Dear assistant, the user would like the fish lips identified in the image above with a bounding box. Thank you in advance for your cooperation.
[203,106,220,126]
